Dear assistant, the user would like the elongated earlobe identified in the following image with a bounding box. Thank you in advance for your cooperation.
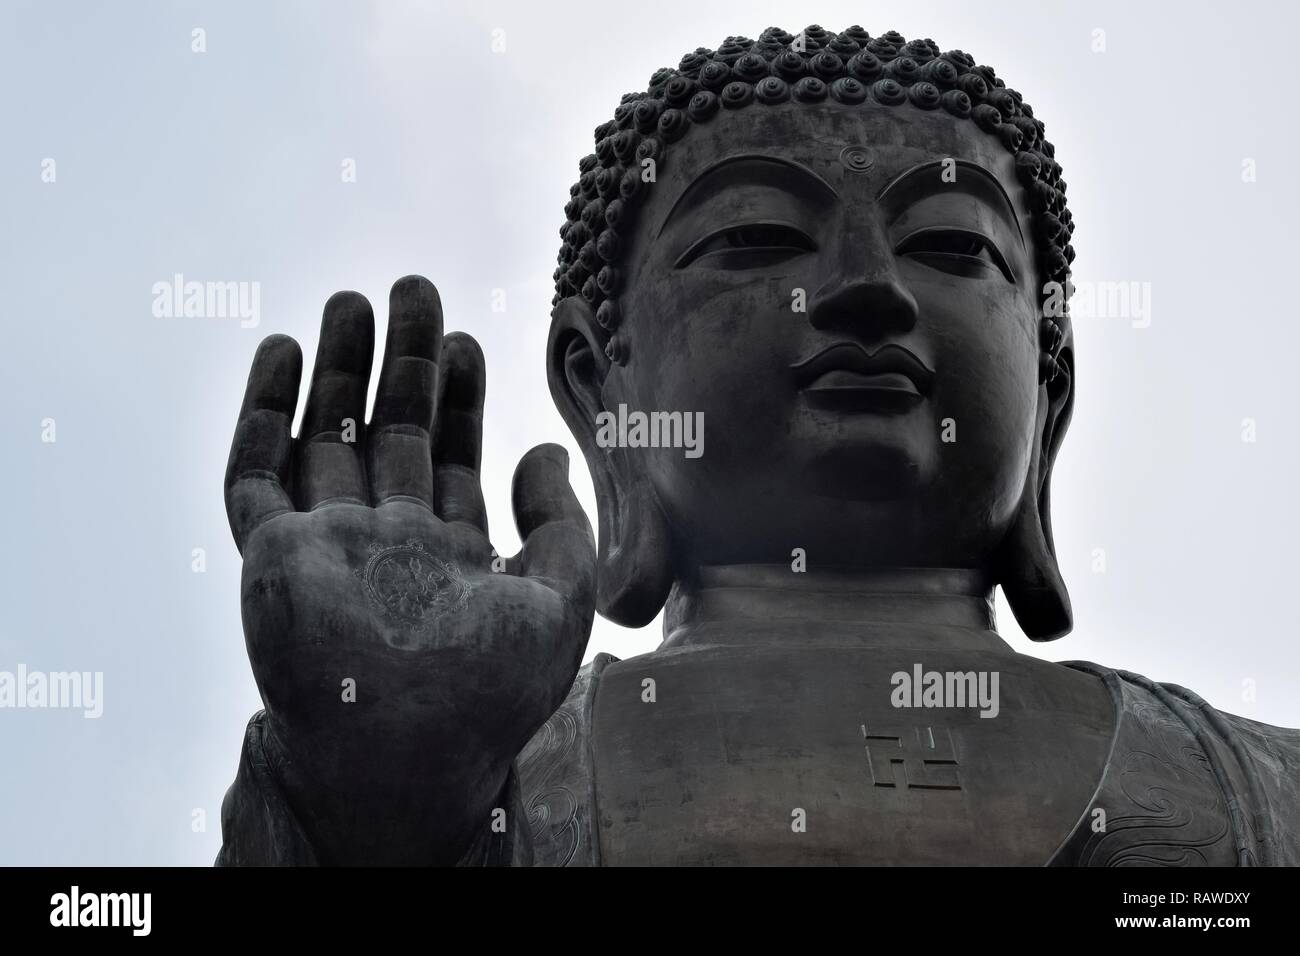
[999,347,1074,640]
[546,297,673,626]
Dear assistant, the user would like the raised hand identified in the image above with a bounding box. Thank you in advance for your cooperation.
[225,276,596,864]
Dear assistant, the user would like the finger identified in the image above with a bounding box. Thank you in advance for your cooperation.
[367,275,442,506]
[512,444,596,609]
[226,335,302,553]
[432,332,488,533]
[295,291,375,509]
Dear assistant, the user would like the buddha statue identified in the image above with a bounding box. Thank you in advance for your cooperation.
[216,26,1300,866]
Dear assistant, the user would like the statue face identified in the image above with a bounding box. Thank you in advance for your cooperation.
[602,103,1049,569]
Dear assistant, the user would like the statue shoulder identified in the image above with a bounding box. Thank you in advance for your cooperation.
[1050,662,1300,865]
[1199,706,1300,863]
[515,653,619,867]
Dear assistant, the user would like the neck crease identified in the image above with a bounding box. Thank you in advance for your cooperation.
[661,564,999,648]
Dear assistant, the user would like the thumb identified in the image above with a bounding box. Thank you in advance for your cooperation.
[511,443,596,613]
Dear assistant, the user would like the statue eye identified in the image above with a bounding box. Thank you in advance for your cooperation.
[896,228,1013,282]
[676,221,817,269]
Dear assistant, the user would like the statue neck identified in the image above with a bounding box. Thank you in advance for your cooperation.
[661,564,1005,651]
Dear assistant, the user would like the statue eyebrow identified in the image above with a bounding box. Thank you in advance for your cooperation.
[656,154,839,239]
[876,160,1025,245]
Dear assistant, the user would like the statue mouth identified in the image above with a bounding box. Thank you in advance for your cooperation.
[791,342,934,410]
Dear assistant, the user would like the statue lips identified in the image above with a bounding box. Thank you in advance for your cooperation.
[792,342,935,412]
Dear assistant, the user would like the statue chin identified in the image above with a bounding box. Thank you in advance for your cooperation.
[802,433,935,501]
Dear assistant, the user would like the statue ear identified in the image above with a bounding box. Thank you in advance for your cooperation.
[998,346,1075,641]
[546,297,674,627]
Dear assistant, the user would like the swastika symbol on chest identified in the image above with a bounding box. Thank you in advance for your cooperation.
[861,722,961,791]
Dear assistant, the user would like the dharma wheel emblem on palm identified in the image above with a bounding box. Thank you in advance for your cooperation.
[356,540,470,628]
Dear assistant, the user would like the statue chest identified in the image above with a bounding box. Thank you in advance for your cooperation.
[584,645,1113,866]
[515,647,1267,866]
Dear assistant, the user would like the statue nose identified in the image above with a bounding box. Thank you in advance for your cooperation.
[808,273,919,338]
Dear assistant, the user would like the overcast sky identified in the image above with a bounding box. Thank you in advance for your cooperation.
[3,0,1298,865]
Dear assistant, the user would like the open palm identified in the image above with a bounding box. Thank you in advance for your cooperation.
[225,276,595,864]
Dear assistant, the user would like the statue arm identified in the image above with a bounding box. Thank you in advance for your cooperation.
[215,711,318,866]
[216,710,534,866]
